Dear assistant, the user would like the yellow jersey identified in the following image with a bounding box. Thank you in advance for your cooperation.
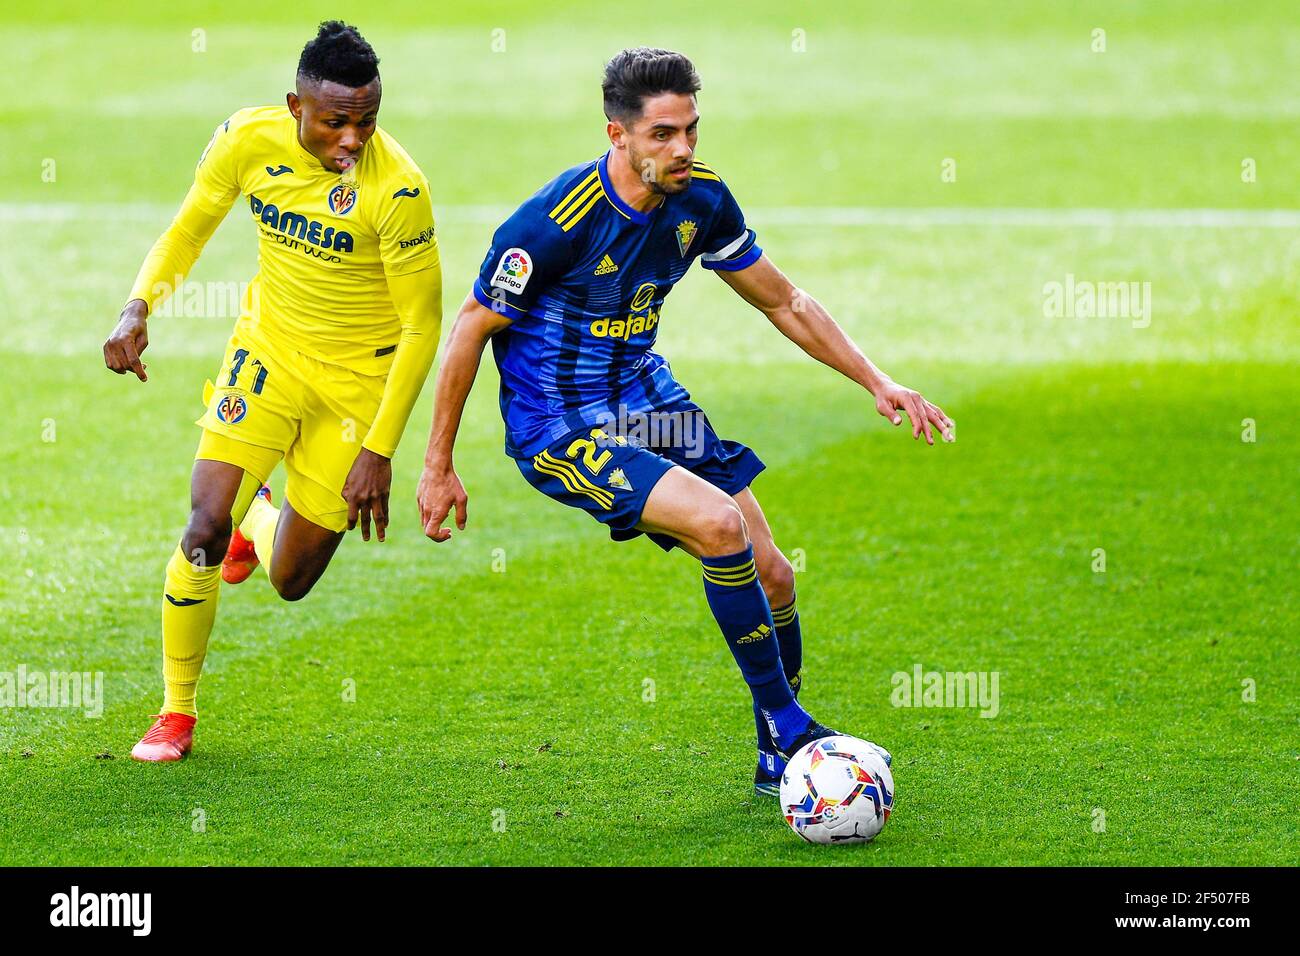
[128,106,443,457]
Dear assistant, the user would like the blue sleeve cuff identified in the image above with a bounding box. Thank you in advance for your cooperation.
[701,243,762,272]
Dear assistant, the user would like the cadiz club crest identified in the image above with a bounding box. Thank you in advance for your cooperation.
[215,393,247,425]
[676,219,697,257]
[328,181,358,215]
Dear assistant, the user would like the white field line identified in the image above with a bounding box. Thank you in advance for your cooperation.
[1,202,1299,229]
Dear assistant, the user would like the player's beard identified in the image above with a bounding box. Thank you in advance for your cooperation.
[647,174,689,196]
[631,145,691,196]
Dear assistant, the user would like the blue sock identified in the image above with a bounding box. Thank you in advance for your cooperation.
[761,699,814,752]
[755,595,804,771]
[701,548,810,750]
[772,596,803,691]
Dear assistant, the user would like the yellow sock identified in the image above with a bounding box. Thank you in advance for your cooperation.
[238,493,280,580]
[161,544,221,717]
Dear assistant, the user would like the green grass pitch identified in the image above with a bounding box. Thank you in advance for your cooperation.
[1,0,1296,865]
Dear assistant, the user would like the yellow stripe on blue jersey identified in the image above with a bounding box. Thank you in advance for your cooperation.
[691,161,722,182]
[549,169,601,222]
[559,186,607,231]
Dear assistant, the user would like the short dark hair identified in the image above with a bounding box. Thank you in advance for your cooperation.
[297,20,380,88]
[602,48,701,123]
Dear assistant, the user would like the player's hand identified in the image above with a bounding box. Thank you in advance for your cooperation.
[874,380,954,445]
[416,462,467,543]
[343,448,392,542]
[103,300,150,382]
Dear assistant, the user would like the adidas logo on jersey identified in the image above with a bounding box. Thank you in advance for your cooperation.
[594,254,619,276]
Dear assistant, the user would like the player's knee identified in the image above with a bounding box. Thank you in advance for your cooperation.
[760,550,796,606]
[270,571,315,603]
[181,508,232,568]
[697,502,748,556]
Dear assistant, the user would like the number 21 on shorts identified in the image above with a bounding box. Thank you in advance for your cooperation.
[226,348,269,394]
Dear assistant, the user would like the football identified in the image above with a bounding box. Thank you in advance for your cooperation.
[780,736,894,844]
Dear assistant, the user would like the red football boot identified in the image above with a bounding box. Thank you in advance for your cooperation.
[130,712,196,762]
[222,484,272,584]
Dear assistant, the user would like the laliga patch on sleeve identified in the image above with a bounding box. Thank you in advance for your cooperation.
[490,248,532,295]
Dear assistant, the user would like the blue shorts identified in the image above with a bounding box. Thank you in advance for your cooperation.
[515,400,765,551]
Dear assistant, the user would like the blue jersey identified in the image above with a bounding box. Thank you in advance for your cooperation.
[473,151,762,458]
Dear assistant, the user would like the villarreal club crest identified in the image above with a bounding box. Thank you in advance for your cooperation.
[215,392,247,425]
[328,180,358,216]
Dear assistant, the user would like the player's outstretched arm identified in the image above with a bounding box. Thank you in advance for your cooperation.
[103,200,227,383]
[718,254,954,445]
[105,115,242,384]
[416,296,512,542]
[342,264,445,543]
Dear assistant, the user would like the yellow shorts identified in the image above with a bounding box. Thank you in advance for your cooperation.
[194,327,387,532]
